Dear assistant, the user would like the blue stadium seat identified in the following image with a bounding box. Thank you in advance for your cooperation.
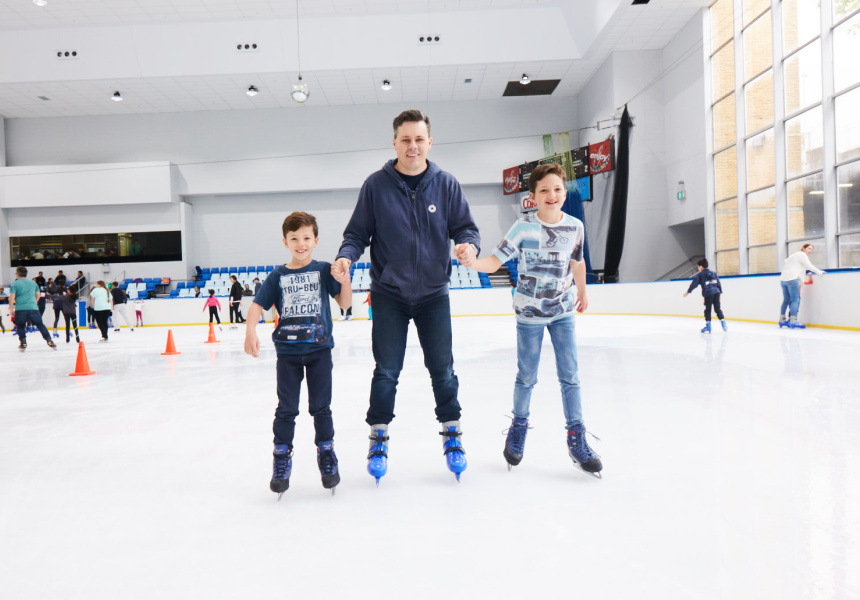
[257,266,266,272]
[119,283,128,290]
[266,265,274,271]
[177,282,186,289]
[202,268,211,276]
[220,267,229,274]
[229,267,238,273]
[169,289,180,297]
[238,267,246,273]
[124,278,133,284]
[452,259,458,265]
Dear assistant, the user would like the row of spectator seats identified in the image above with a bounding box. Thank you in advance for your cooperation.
[505,258,519,285]
[199,266,275,277]
[119,278,166,299]
[450,264,491,289]
[351,268,372,291]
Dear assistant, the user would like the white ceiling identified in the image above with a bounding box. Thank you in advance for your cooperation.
[0,0,710,119]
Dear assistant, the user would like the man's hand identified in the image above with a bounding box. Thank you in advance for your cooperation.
[454,243,476,267]
[331,258,352,281]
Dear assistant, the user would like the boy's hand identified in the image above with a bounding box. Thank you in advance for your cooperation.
[454,243,476,267]
[244,332,260,358]
[331,258,351,280]
[575,290,588,313]
[332,264,351,285]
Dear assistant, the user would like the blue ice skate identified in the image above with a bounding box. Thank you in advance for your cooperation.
[440,421,467,481]
[700,322,711,333]
[367,425,389,486]
[503,417,530,470]
[53,329,60,338]
[721,319,728,332]
[567,423,602,478]
[789,318,806,329]
[316,440,340,495]
[270,444,293,501]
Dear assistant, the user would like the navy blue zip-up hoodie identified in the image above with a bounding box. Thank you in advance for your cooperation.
[687,269,722,297]
[337,159,481,304]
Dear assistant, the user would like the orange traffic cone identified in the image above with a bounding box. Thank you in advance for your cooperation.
[204,322,220,344]
[273,313,279,329]
[161,329,181,355]
[69,342,96,376]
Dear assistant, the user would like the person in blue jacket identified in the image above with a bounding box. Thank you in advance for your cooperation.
[683,258,727,333]
[332,109,480,483]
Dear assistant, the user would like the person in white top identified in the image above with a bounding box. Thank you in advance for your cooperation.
[779,243,825,329]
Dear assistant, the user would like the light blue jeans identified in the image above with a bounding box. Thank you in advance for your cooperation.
[780,279,801,318]
[513,315,582,430]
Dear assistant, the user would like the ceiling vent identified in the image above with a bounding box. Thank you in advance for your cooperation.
[418,34,441,44]
[236,43,259,52]
[56,50,78,60]
[503,79,560,97]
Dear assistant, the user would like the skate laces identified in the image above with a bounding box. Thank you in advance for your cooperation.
[502,417,530,455]
[272,449,292,479]
[568,427,601,460]
[318,447,338,476]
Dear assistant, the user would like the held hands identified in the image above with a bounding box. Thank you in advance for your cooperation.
[454,243,477,267]
[331,258,352,282]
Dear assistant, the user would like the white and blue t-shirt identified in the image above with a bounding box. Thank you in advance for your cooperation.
[492,213,585,323]
[253,261,341,355]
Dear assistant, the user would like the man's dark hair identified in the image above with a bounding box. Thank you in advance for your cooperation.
[282,211,319,238]
[527,163,566,194]
[393,109,430,138]
[16,266,27,277]
[697,258,709,269]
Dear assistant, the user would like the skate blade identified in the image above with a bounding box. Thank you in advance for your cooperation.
[331,488,336,496]
[375,477,381,487]
[277,492,284,502]
[507,463,513,471]
[570,457,603,479]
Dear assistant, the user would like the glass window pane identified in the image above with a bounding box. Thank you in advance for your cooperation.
[716,250,740,276]
[782,0,821,56]
[716,198,739,251]
[835,87,860,163]
[747,128,775,191]
[712,41,735,101]
[839,232,860,267]
[785,106,824,179]
[745,11,772,81]
[745,69,773,133]
[788,238,826,268]
[711,0,735,51]
[744,0,771,26]
[837,160,860,232]
[715,146,738,201]
[748,186,777,246]
[749,245,777,273]
[787,173,825,240]
[834,0,860,22]
[784,40,822,115]
[714,93,737,149]
[834,12,860,92]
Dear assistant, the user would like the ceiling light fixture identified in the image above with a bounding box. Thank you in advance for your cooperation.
[33,0,48,6]
[381,79,392,91]
[520,73,531,85]
[290,3,309,103]
[112,91,123,102]
[247,85,259,97]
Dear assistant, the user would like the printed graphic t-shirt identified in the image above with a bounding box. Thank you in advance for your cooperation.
[254,261,341,355]
[492,213,585,323]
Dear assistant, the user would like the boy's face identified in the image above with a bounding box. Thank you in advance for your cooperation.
[530,173,566,217]
[283,225,319,261]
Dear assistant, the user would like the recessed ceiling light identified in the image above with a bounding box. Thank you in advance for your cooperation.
[381,80,392,91]
[112,91,123,102]
[246,85,259,97]
[33,0,48,6]
[520,73,530,85]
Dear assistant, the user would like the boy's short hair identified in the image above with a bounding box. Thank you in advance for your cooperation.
[282,211,319,238]
[697,258,709,269]
[16,266,27,277]
[393,109,430,138]
[528,163,566,194]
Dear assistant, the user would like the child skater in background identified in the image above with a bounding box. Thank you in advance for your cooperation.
[62,286,80,344]
[202,289,222,330]
[244,211,352,498]
[460,163,602,478]
[134,297,144,327]
[683,258,726,333]
[364,291,372,320]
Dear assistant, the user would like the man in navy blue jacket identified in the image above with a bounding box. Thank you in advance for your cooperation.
[333,109,480,483]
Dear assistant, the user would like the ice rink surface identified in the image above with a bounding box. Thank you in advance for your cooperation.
[1,315,858,600]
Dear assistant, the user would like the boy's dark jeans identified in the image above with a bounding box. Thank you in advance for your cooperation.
[704,294,724,321]
[274,348,334,447]
[366,292,461,426]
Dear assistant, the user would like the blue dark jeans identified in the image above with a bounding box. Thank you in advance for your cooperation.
[274,348,334,447]
[13,309,52,343]
[780,279,801,318]
[366,292,461,426]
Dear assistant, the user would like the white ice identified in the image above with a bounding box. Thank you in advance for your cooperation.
[1,316,859,600]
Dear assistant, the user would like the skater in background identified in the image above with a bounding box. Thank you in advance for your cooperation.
[109,282,133,332]
[245,211,352,497]
[193,285,202,298]
[50,285,64,337]
[683,258,726,333]
[37,279,49,316]
[339,306,352,321]
[253,278,261,295]
[9,266,56,351]
[85,293,95,329]
[242,283,253,296]
[228,275,245,327]
[134,297,144,327]
[463,163,600,477]
[332,109,479,484]
[779,243,825,329]
[62,286,80,344]
[90,281,111,342]
[202,289,222,329]
[364,291,372,320]
[55,270,67,288]
[0,287,7,334]
[71,271,86,294]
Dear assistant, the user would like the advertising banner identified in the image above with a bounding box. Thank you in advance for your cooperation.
[520,192,537,214]
[571,147,590,179]
[503,166,520,195]
[588,139,614,174]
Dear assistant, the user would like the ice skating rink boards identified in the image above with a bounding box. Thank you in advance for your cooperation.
[0,315,858,600]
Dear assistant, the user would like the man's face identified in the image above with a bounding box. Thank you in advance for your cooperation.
[393,120,432,175]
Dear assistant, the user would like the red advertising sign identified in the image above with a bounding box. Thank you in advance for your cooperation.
[588,139,614,174]
[503,166,520,195]
[520,193,537,213]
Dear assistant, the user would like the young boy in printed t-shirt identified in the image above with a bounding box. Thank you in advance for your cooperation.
[244,212,352,497]
[461,163,602,477]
